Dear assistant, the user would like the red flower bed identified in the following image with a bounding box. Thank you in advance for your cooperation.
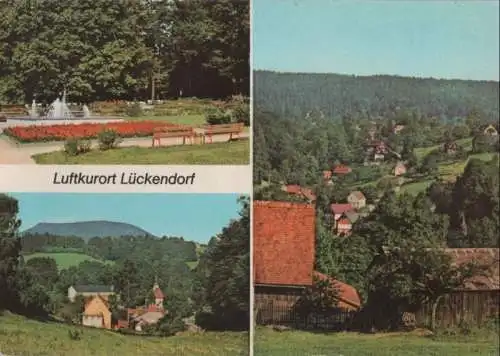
[4,121,181,143]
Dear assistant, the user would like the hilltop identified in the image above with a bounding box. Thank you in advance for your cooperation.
[254,70,499,121]
[22,220,153,240]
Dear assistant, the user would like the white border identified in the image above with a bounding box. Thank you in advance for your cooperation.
[0,165,251,194]
[249,0,255,354]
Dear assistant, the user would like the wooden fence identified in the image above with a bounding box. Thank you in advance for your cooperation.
[255,290,499,331]
[255,300,357,330]
[415,290,499,328]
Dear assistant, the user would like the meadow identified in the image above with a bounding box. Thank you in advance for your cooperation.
[32,139,250,165]
[24,252,112,271]
[253,327,499,356]
[0,313,249,356]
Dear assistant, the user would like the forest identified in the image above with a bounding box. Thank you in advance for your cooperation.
[0,0,249,103]
[0,194,249,334]
[254,70,499,122]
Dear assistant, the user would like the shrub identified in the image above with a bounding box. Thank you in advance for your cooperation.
[97,129,122,150]
[68,329,82,341]
[64,138,80,156]
[125,102,143,117]
[231,104,250,126]
[205,109,231,125]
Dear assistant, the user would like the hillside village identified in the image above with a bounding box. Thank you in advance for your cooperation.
[253,72,500,335]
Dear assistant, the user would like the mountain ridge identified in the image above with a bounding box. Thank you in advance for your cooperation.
[22,220,154,240]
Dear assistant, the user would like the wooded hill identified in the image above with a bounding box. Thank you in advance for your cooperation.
[23,220,153,240]
[254,70,499,122]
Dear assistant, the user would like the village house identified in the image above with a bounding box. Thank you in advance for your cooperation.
[482,124,498,136]
[365,140,389,162]
[347,191,366,210]
[332,164,352,175]
[323,170,333,184]
[335,211,359,236]
[253,201,361,326]
[126,282,166,332]
[393,161,407,176]
[392,124,405,134]
[82,295,112,329]
[68,285,115,302]
[442,141,459,155]
[282,184,316,202]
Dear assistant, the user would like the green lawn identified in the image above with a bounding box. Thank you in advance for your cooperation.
[24,252,112,271]
[254,327,498,356]
[126,114,206,126]
[32,140,250,165]
[125,114,250,133]
[0,313,248,356]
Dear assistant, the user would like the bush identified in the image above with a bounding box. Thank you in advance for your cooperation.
[125,102,143,117]
[68,329,82,340]
[231,104,250,126]
[64,139,92,156]
[97,129,122,150]
[205,109,232,125]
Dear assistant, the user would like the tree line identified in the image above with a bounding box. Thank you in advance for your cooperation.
[0,0,249,103]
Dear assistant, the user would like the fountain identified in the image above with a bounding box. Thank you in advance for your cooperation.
[82,104,91,118]
[1,88,123,127]
[46,91,73,119]
[29,99,38,118]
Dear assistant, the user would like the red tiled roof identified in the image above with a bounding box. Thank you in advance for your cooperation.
[323,170,332,180]
[154,287,164,299]
[333,165,352,174]
[337,218,351,225]
[284,185,317,201]
[313,271,362,310]
[253,201,316,287]
[330,203,353,215]
[444,248,499,290]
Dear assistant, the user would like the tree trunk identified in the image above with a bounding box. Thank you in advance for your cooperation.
[431,295,444,330]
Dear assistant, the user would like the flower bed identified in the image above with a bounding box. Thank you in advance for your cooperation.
[4,121,182,143]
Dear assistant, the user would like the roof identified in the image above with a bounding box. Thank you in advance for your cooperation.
[153,287,164,299]
[134,311,164,324]
[444,248,499,290]
[344,210,359,223]
[330,203,353,215]
[333,165,352,174]
[313,271,362,309]
[337,217,351,226]
[284,185,316,201]
[323,170,332,180]
[348,191,365,201]
[253,201,316,287]
[73,285,114,293]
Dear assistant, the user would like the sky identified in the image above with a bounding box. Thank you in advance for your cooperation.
[252,0,499,81]
[8,193,244,243]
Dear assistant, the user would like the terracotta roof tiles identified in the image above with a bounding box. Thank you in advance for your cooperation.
[253,201,316,286]
[314,271,362,310]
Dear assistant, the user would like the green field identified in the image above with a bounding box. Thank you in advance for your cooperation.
[254,327,498,356]
[414,137,473,161]
[24,252,112,270]
[400,151,499,195]
[0,313,248,356]
[32,140,250,165]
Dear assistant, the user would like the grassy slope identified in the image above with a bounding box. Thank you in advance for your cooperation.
[254,327,498,356]
[0,313,248,356]
[400,151,498,195]
[32,140,250,165]
[24,252,113,271]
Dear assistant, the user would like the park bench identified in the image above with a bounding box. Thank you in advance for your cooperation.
[203,122,244,143]
[152,126,195,147]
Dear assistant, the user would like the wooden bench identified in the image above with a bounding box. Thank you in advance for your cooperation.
[203,123,244,143]
[152,126,195,147]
